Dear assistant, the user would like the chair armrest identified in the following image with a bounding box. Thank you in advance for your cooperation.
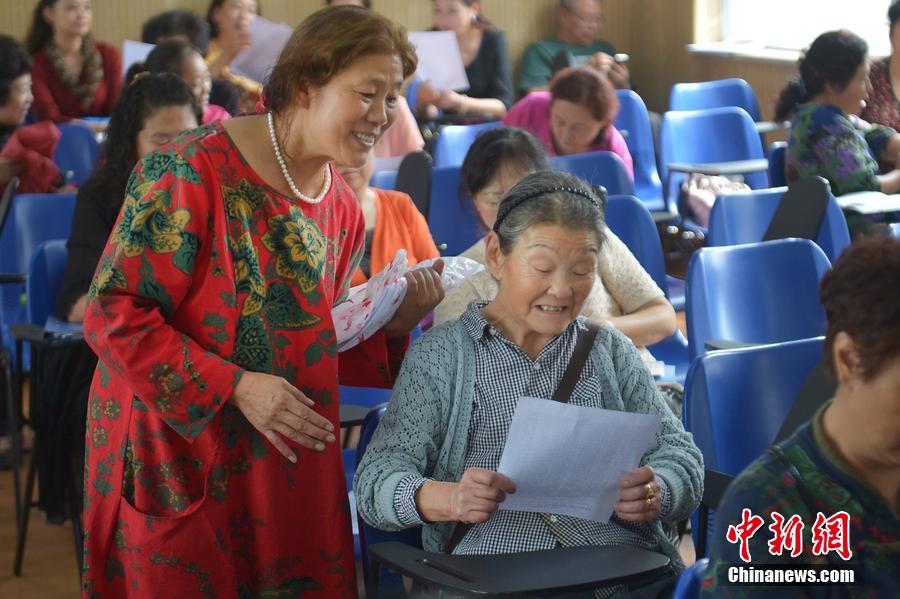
[755,120,790,134]
[9,323,85,348]
[702,469,734,511]
[340,404,369,428]
[666,159,769,177]
[368,542,670,595]
[704,339,759,351]
[0,273,26,284]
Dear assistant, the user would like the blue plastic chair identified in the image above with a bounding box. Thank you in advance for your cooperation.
[370,170,398,190]
[53,123,100,185]
[683,338,824,554]
[669,78,761,122]
[549,151,636,196]
[614,90,664,212]
[707,186,850,263]
[659,107,767,218]
[605,195,689,378]
[26,239,68,326]
[673,558,709,599]
[605,194,684,307]
[768,141,787,188]
[431,121,502,169]
[685,238,831,361]
[427,165,483,256]
[0,193,77,368]
[355,404,423,596]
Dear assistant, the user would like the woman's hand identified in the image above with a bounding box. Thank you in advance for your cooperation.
[613,466,662,522]
[451,468,516,523]
[416,468,517,524]
[383,261,445,338]
[0,157,22,185]
[228,371,336,463]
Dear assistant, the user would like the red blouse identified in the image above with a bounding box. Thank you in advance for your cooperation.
[31,41,122,123]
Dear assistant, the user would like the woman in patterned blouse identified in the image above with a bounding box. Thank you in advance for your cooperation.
[356,171,703,596]
[776,30,900,197]
[860,2,900,132]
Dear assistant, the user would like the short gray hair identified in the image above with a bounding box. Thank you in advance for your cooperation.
[494,170,606,255]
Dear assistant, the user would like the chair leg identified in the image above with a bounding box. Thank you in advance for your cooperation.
[14,445,37,576]
[3,354,23,533]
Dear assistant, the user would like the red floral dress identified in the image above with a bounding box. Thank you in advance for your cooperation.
[81,122,403,597]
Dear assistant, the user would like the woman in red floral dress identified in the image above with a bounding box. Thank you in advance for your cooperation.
[80,6,439,597]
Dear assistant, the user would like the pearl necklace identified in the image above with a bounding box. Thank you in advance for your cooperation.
[266,111,331,204]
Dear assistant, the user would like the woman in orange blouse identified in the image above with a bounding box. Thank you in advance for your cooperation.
[337,151,440,287]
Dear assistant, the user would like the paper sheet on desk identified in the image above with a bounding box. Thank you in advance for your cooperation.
[407,31,469,92]
[497,397,661,522]
[836,191,900,214]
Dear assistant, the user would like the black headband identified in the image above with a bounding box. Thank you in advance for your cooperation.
[492,185,600,233]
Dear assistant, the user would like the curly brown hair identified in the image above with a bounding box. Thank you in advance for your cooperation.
[820,235,900,381]
[264,6,417,116]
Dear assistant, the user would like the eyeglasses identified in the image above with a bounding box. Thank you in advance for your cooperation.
[563,5,605,27]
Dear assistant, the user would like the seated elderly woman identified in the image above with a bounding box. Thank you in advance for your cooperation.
[703,235,900,596]
[436,127,676,364]
[355,171,704,594]
[504,66,633,179]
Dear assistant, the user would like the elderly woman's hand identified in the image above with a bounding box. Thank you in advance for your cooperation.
[229,371,336,463]
[613,466,663,522]
[384,261,445,338]
[452,468,517,523]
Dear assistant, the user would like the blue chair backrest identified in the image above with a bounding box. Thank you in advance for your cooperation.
[707,186,850,263]
[356,404,423,595]
[26,239,68,326]
[660,107,767,211]
[605,195,668,293]
[768,141,787,187]
[605,194,689,378]
[683,337,824,475]
[614,90,664,212]
[54,123,100,185]
[669,78,761,122]
[673,558,710,599]
[0,193,76,355]
[550,151,636,196]
[370,170,398,190]
[427,165,483,255]
[686,238,830,361]
[431,121,502,169]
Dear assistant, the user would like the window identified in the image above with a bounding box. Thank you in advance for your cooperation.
[721,0,890,56]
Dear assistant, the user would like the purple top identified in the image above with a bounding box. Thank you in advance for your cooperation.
[503,91,634,180]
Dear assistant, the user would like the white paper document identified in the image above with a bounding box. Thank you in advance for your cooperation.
[230,17,293,85]
[836,191,900,214]
[497,397,661,522]
[121,41,155,79]
[407,31,470,92]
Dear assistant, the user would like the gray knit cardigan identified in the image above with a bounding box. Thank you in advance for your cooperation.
[354,318,704,571]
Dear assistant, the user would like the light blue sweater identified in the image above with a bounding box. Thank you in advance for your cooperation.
[354,318,704,571]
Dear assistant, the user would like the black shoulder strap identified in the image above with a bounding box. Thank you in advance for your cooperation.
[551,321,601,404]
[763,176,831,243]
[774,362,836,445]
